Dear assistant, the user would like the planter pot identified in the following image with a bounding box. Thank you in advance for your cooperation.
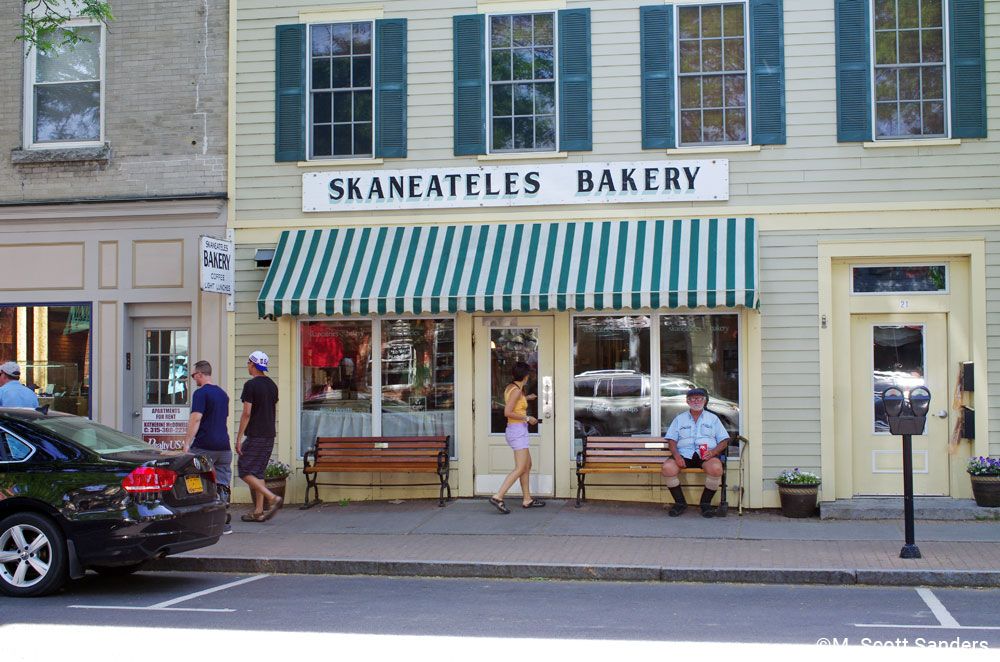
[969,474,1000,507]
[257,477,286,507]
[776,482,820,518]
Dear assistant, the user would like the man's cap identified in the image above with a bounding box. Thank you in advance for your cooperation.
[248,351,269,372]
[686,387,708,398]
[0,362,20,378]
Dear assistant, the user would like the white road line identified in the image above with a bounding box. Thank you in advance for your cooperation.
[916,587,961,628]
[68,573,269,612]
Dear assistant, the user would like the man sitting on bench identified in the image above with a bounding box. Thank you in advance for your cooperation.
[660,388,730,518]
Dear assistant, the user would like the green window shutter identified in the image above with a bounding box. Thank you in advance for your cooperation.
[453,14,486,156]
[834,0,871,142]
[375,18,407,158]
[275,24,306,162]
[558,8,592,152]
[949,0,986,139]
[640,5,674,149]
[749,0,785,145]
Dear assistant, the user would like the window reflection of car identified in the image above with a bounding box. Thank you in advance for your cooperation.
[573,370,739,439]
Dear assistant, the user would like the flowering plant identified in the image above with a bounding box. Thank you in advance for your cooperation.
[966,456,1000,476]
[264,458,292,479]
[776,468,821,485]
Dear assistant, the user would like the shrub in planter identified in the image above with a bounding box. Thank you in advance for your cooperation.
[775,468,821,518]
[966,456,1000,508]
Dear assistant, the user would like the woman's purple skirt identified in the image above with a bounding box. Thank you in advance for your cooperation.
[505,422,530,450]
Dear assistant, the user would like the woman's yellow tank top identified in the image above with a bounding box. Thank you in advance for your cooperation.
[504,383,528,424]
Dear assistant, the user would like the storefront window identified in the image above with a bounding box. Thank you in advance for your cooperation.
[298,318,455,456]
[572,315,651,444]
[660,315,740,437]
[381,319,455,450]
[0,304,91,417]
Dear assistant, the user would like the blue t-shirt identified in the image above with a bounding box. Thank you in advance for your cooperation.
[664,409,729,459]
[190,383,230,451]
[0,381,39,408]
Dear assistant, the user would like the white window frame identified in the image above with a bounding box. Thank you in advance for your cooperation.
[673,0,752,148]
[486,11,561,155]
[306,20,375,161]
[22,16,105,150]
[868,0,951,141]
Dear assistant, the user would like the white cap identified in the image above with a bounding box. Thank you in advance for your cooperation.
[0,362,20,378]
[248,351,269,372]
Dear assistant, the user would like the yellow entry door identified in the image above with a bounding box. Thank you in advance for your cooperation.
[850,314,949,495]
[473,316,555,496]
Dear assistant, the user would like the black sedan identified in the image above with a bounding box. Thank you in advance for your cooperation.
[0,407,226,597]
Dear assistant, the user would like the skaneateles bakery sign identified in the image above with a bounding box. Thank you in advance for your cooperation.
[302,160,727,212]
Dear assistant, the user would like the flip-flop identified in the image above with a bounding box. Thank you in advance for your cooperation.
[241,513,266,522]
[489,496,510,514]
[522,499,546,508]
[262,496,283,520]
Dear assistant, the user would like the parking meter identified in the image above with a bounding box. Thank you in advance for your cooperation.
[880,386,931,559]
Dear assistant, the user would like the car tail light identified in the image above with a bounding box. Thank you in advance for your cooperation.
[122,466,177,493]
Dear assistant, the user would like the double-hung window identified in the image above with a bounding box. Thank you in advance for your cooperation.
[275,19,406,161]
[23,21,105,148]
[835,0,986,141]
[640,1,785,149]
[454,9,591,155]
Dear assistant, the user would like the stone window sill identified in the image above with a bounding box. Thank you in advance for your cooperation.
[11,143,111,165]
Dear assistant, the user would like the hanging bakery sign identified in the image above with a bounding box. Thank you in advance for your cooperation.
[302,160,728,212]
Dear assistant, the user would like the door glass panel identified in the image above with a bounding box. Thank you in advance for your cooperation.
[872,324,925,433]
[144,328,189,406]
[490,328,538,434]
[572,316,651,450]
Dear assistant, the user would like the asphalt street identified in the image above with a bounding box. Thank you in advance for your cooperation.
[3,571,998,658]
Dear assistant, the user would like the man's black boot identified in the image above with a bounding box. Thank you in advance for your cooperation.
[667,486,687,517]
[700,488,717,518]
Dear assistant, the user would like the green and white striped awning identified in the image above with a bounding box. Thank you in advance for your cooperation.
[257,218,758,318]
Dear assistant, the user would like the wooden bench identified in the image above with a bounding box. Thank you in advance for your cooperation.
[576,435,739,516]
[301,436,452,509]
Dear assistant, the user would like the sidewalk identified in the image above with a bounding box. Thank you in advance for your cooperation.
[150,498,1000,587]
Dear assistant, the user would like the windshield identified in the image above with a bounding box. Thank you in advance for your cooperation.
[34,417,158,455]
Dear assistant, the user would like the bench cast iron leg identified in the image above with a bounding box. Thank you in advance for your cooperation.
[575,473,585,508]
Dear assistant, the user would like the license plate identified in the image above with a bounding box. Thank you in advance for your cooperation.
[185,474,203,494]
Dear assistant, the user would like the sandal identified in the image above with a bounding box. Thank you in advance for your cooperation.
[241,512,266,522]
[262,496,283,521]
[522,499,546,508]
[489,496,510,514]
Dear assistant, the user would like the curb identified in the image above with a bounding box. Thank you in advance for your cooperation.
[146,556,1000,588]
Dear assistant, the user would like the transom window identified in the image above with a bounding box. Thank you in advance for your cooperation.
[309,22,373,158]
[678,3,747,146]
[25,23,104,146]
[489,13,556,152]
[873,0,946,139]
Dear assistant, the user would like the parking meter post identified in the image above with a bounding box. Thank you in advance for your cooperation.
[900,432,921,559]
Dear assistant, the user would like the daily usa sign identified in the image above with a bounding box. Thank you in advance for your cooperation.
[199,235,234,295]
[302,160,728,212]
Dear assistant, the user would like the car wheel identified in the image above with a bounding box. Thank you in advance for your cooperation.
[90,563,145,577]
[0,513,69,597]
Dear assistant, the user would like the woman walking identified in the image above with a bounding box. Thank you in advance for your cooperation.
[489,361,545,513]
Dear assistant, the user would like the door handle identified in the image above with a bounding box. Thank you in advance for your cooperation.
[932,410,948,418]
[133,410,141,417]
[541,376,553,419]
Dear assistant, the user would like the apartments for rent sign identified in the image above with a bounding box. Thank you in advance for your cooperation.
[302,160,728,212]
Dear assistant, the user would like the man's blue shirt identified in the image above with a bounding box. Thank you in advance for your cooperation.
[664,409,729,459]
[0,381,39,408]
[190,383,230,451]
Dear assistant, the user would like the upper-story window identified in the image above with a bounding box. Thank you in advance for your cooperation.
[23,21,104,148]
[274,19,406,162]
[678,3,748,145]
[453,9,591,156]
[835,0,986,142]
[873,0,946,138]
[309,22,373,158]
[489,13,556,152]
[639,1,785,150]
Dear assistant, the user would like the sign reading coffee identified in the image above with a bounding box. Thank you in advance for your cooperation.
[302,160,728,212]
